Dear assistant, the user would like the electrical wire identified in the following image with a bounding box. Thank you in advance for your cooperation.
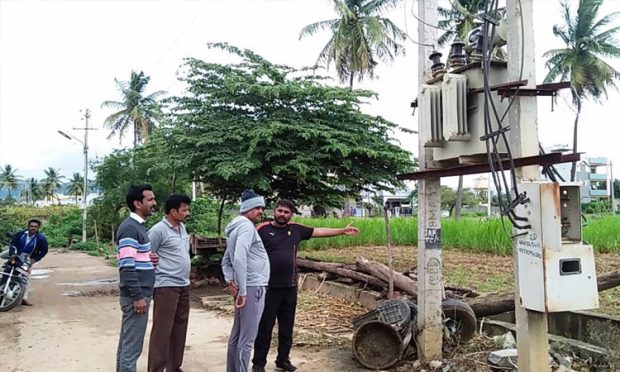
[403,0,436,47]
[478,0,531,235]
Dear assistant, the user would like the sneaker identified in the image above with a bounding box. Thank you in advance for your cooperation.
[275,360,298,372]
[21,299,33,306]
[252,365,265,372]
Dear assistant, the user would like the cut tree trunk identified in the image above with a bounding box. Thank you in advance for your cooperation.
[466,271,620,317]
[355,257,417,296]
[297,258,387,289]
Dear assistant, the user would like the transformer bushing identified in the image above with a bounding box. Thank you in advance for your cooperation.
[429,50,446,78]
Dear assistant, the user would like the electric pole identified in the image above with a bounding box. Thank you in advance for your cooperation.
[73,109,97,243]
[507,0,550,370]
[416,0,443,362]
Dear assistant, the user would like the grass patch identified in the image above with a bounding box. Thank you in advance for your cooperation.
[477,274,513,293]
[70,241,115,258]
[295,215,620,254]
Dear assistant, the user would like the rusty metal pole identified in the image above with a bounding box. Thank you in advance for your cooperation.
[507,0,550,370]
[416,0,443,362]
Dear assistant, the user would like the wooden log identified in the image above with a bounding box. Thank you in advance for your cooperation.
[356,256,417,296]
[466,271,620,317]
[297,258,387,289]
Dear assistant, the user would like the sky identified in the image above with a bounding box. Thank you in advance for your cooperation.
[1,0,619,190]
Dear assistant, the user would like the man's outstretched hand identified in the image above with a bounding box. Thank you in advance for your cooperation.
[343,223,360,236]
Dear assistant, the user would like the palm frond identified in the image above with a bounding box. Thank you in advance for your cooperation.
[299,19,339,39]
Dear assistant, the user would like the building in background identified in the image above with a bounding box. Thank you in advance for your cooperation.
[546,144,611,204]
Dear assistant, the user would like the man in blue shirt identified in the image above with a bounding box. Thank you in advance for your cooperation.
[6,219,49,306]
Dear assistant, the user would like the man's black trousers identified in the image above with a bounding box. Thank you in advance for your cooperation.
[252,287,297,367]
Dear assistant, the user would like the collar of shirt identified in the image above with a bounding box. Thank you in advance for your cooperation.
[162,217,183,231]
[129,212,145,225]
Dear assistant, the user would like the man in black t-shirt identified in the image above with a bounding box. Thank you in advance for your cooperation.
[251,199,359,372]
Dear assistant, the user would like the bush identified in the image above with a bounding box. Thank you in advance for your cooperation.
[185,197,223,236]
[582,200,612,214]
[42,208,83,247]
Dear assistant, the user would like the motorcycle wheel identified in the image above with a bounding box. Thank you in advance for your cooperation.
[0,278,26,312]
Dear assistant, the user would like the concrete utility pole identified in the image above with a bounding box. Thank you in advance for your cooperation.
[416,0,443,361]
[506,1,550,370]
[58,109,96,243]
[611,161,616,214]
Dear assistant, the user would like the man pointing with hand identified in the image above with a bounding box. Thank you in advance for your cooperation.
[252,199,359,372]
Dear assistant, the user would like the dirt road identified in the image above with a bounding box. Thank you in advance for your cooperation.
[0,251,363,372]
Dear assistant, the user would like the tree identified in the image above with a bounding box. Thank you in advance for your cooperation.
[437,1,501,48]
[299,0,406,87]
[92,148,191,241]
[544,0,620,181]
[67,172,84,205]
[165,43,415,235]
[0,164,21,197]
[101,71,166,147]
[20,177,43,205]
[441,185,478,216]
[41,167,65,203]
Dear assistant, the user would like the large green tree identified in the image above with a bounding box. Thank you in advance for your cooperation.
[102,71,166,147]
[299,0,406,87]
[0,164,20,197]
[164,43,414,234]
[544,0,620,181]
[92,148,191,240]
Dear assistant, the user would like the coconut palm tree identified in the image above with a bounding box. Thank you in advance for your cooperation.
[67,172,85,205]
[41,167,65,204]
[20,177,43,205]
[0,164,21,197]
[299,0,406,88]
[544,0,620,181]
[102,70,166,147]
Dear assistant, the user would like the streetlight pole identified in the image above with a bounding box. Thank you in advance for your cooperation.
[58,108,96,243]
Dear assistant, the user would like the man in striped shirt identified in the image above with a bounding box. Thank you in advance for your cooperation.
[116,184,157,372]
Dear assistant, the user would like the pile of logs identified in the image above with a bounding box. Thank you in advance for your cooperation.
[297,256,620,318]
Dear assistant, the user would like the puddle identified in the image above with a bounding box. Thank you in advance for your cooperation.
[57,278,118,287]
[61,291,83,297]
[31,269,53,276]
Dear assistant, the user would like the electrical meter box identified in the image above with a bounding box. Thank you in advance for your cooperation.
[514,181,599,312]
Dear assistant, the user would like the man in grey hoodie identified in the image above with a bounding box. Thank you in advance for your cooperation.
[222,189,270,372]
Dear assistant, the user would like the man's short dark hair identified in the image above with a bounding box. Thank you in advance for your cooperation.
[28,219,42,227]
[275,199,296,213]
[126,184,153,212]
[165,194,192,214]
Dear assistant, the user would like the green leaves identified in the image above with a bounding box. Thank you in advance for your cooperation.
[299,0,406,87]
[163,44,414,207]
[544,0,620,103]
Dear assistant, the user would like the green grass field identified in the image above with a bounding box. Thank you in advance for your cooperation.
[296,214,620,254]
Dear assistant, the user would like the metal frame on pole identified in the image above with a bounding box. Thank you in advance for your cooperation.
[416,0,443,361]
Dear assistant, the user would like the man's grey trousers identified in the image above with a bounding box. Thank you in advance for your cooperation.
[116,296,152,372]
[227,286,266,372]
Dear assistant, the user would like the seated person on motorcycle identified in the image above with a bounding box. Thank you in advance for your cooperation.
[1,219,49,306]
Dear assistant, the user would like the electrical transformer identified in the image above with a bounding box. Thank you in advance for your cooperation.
[418,62,511,162]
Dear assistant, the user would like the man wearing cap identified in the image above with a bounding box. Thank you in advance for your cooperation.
[252,199,359,372]
[222,189,270,372]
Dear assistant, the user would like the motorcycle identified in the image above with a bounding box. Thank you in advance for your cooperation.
[0,249,31,311]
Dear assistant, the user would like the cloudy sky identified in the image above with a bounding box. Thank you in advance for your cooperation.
[1,0,619,189]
